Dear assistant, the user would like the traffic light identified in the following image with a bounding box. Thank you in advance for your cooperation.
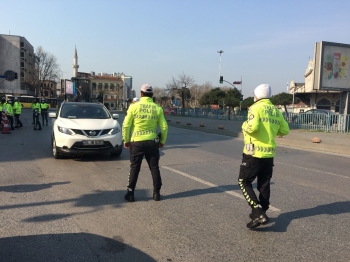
[14,73,18,79]
[240,94,244,101]
[219,76,223,84]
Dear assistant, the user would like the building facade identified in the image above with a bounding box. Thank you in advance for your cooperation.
[289,59,343,113]
[0,34,35,96]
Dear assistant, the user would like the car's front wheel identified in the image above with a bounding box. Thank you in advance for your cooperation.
[110,146,123,157]
[52,136,61,159]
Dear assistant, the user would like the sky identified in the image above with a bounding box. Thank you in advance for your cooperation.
[2,0,350,98]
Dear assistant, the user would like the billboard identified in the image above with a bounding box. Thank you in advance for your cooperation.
[65,80,73,95]
[316,41,350,90]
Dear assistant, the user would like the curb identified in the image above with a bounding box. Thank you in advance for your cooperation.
[167,121,350,156]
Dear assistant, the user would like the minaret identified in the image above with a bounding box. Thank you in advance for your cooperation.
[73,46,79,77]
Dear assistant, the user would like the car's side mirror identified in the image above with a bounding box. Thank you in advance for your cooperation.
[112,113,119,119]
[49,112,57,118]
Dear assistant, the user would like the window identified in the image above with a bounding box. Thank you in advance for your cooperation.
[111,95,114,99]
[317,98,331,110]
[98,83,102,90]
[104,83,109,91]
[92,82,96,91]
[110,83,114,91]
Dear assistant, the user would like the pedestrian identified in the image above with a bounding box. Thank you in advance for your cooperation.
[40,98,49,126]
[5,98,15,130]
[122,84,168,202]
[13,97,23,128]
[32,98,42,130]
[238,84,290,228]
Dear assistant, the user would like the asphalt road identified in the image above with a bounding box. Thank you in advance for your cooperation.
[0,110,349,261]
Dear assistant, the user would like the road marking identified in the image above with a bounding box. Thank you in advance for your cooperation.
[277,161,350,179]
[162,165,280,212]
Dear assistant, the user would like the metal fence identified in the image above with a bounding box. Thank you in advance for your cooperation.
[172,108,350,133]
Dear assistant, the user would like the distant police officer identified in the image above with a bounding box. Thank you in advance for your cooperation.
[40,99,49,126]
[5,98,15,130]
[31,100,35,124]
[0,97,6,128]
[238,84,290,228]
[32,98,42,130]
[13,97,23,128]
[122,84,168,202]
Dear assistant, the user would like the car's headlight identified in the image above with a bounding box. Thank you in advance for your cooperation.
[109,126,121,135]
[57,126,75,135]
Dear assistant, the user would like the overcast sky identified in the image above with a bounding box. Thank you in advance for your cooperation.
[2,0,350,97]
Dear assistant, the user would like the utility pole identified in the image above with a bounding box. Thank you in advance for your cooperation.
[217,50,224,83]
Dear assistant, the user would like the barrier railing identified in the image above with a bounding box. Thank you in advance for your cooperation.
[169,108,350,133]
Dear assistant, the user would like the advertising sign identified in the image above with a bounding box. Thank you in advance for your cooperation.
[65,80,73,95]
[318,41,350,90]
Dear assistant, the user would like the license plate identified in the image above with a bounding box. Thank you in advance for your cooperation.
[82,140,104,146]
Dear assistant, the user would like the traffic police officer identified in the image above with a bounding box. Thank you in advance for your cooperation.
[40,99,49,126]
[5,98,15,130]
[0,97,6,128]
[238,84,290,228]
[13,97,23,128]
[33,98,42,130]
[122,84,168,202]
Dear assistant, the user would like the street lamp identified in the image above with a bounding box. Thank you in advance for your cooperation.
[217,50,224,83]
[181,83,186,115]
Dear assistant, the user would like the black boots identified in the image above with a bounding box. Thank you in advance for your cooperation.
[153,190,160,201]
[124,188,135,202]
[247,208,269,228]
[124,189,161,202]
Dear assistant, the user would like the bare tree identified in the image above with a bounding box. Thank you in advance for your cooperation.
[165,73,195,112]
[26,46,61,96]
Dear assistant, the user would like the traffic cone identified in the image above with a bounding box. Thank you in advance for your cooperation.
[1,110,11,134]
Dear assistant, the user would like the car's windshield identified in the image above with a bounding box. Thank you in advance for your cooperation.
[60,104,111,119]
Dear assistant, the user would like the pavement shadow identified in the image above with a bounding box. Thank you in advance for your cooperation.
[0,189,150,222]
[252,201,350,232]
[0,232,156,261]
[163,184,241,200]
[0,182,70,193]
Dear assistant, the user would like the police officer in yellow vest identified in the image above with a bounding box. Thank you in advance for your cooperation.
[5,98,15,130]
[0,97,7,129]
[31,100,35,124]
[32,98,42,130]
[122,84,168,202]
[238,84,290,228]
[40,98,49,126]
[13,97,23,128]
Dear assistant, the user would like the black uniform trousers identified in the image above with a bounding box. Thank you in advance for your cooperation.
[127,140,162,191]
[41,110,48,125]
[238,153,274,211]
[14,114,23,127]
[34,111,42,130]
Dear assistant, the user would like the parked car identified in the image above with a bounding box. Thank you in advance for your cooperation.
[49,102,123,159]
[297,109,338,125]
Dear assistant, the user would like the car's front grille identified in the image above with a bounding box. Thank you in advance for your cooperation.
[71,129,112,137]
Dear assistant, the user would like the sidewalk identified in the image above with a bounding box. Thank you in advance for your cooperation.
[164,115,350,156]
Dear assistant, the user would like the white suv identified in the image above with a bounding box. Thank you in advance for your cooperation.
[49,102,123,159]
